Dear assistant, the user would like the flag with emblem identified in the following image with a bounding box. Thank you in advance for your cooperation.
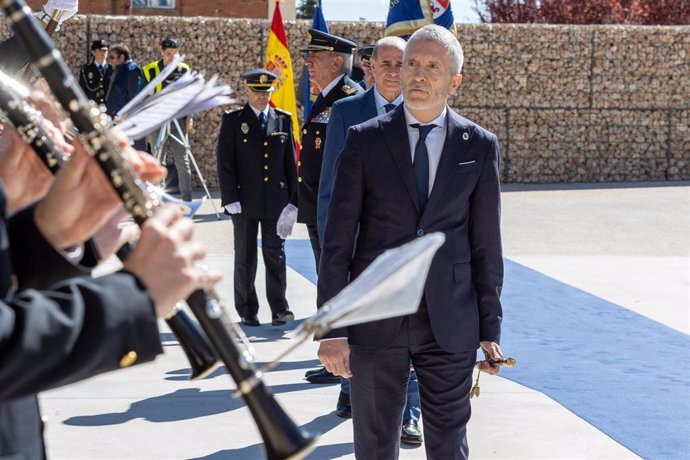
[265,0,301,160]
[299,0,329,122]
[385,0,456,37]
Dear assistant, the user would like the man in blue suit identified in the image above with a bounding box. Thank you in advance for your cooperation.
[311,36,423,445]
[317,25,506,459]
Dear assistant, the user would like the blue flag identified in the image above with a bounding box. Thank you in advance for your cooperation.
[385,0,455,37]
[300,0,329,120]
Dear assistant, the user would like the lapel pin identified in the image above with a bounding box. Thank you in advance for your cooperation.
[462,132,469,141]
[241,122,249,134]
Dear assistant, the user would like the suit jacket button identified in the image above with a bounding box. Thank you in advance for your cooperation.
[264,165,268,170]
[302,129,307,135]
[264,153,268,158]
[416,229,424,237]
[264,177,269,182]
[263,141,268,146]
[119,351,137,368]
[298,177,303,183]
[243,139,247,143]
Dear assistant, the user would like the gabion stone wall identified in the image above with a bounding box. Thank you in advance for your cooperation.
[1,17,688,185]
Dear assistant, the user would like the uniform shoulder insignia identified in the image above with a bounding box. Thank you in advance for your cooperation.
[225,107,241,115]
[274,108,292,117]
[342,84,357,95]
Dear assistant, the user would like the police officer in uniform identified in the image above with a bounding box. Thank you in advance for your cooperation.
[78,40,110,105]
[216,69,298,327]
[298,29,364,271]
[356,44,375,90]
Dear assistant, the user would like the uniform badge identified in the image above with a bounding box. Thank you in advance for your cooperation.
[342,85,357,95]
[315,137,322,149]
[241,122,249,134]
[87,71,93,79]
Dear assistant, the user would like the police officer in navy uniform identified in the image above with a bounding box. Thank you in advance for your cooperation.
[216,69,298,327]
[78,40,111,105]
[298,29,364,271]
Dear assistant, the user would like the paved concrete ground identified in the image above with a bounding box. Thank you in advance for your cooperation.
[40,182,689,459]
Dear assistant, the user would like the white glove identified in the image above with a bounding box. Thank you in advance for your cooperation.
[42,0,79,24]
[276,204,297,239]
[225,202,242,215]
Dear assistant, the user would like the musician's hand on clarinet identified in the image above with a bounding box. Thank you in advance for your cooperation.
[317,338,352,378]
[122,204,222,317]
[478,341,505,375]
[92,206,139,260]
[34,138,121,250]
[0,128,53,215]
[111,129,167,183]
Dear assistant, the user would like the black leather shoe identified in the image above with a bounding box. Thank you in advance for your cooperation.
[272,310,295,326]
[335,391,352,419]
[304,367,340,384]
[400,420,423,445]
[241,315,260,327]
[304,367,326,378]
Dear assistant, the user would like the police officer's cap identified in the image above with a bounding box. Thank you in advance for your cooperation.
[242,69,278,93]
[160,38,179,49]
[357,45,375,67]
[302,29,356,54]
[91,40,108,50]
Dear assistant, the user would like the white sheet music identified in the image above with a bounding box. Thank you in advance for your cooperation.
[113,63,234,140]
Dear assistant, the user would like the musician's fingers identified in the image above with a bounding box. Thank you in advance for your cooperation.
[170,215,195,242]
[133,151,166,182]
[150,203,184,228]
[190,262,222,288]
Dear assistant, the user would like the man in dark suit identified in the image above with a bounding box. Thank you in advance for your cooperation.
[104,43,143,118]
[0,124,221,459]
[317,25,506,459]
[310,36,423,445]
[297,29,364,270]
[216,69,298,327]
[78,40,111,105]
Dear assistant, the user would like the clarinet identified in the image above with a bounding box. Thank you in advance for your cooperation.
[1,2,318,458]
[0,71,219,381]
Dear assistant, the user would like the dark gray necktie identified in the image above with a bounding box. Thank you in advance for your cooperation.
[383,103,396,113]
[411,124,436,212]
[259,112,267,134]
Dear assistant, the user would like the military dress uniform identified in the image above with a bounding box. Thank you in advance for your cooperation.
[297,30,364,268]
[78,40,110,105]
[216,70,298,326]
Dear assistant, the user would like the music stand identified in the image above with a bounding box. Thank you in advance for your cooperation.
[152,118,221,220]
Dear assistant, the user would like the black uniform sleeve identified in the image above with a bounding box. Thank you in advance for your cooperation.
[216,113,239,206]
[283,115,298,207]
[0,271,162,401]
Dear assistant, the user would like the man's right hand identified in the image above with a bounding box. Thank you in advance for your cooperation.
[122,204,222,318]
[317,338,351,378]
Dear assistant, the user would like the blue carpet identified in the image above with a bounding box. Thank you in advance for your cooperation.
[283,240,690,459]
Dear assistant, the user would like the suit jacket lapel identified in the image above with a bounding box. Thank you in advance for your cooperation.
[424,108,474,215]
[266,107,277,135]
[361,88,378,120]
[381,106,419,213]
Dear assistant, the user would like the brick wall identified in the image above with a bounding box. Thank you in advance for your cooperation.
[1,16,688,185]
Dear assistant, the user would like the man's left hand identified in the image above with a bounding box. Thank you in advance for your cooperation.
[276,204,297,239]
[478,341,505,375]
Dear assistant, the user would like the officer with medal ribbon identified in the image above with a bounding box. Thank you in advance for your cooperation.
[298,29,364,271]
[78,40,111,106]
[216,69,298,327]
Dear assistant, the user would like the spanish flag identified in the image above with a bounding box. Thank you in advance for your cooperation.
[265,1,301,160]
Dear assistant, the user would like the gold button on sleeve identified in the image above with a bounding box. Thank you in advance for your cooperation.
[119,351,138,368]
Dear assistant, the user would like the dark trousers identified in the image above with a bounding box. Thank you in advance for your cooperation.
[306,223,321,274]
[231,215,288,317]
[349,302,475,460]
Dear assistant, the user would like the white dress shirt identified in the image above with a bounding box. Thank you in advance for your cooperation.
[403,105,448,195]
[373,87,403,116]
[249,103,269,120]
[320,74,345,98]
